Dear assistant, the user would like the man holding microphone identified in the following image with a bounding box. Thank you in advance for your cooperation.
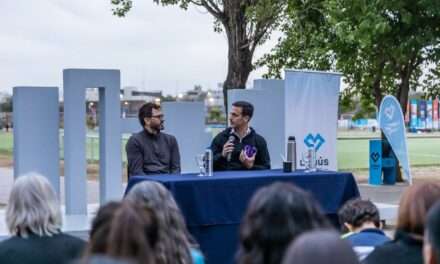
[210,101,271,171]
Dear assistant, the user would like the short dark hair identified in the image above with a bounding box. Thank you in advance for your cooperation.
[232,101,254,120]
[237,182,331,264]
[427,201,440,263]
[338,199,380,231]
[138,102,161,126]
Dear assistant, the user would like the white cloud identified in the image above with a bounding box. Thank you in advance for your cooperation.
[0,0,279,95]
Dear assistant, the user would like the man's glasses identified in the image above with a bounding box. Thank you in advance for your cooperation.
[151,114,164,120]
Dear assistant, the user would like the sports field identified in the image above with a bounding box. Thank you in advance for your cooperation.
[1,131,439,170]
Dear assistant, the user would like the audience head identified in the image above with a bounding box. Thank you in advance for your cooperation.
[424,201,440,264]
[397,182,440,237]
[85,201,158,264]
[237,182,331,264]
[282,230,359,264]
[87,202,121,255]
[6,173,62,237]
[125,181,193,264]
[338,198,381,233]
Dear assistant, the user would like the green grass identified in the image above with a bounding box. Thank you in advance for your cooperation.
[337,137,440,169]
[2,131,440,169]
[0,132,13,155]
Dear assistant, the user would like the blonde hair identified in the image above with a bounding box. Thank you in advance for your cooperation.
[6,173,62,237]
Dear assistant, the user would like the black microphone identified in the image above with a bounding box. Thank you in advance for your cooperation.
[226,135,235,162]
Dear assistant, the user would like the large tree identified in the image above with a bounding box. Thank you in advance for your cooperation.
[111,0,286,111]
[260,0,440,114]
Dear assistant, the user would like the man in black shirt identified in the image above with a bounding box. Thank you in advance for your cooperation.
[211,101,270,171]
[126,102,181,177]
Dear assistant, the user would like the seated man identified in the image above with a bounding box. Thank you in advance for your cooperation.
[211,101,270,171]
[424,201,440,264]
[126,102,180,177]
[338,199,390,261]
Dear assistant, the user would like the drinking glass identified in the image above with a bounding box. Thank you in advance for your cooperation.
[195,154,205,176]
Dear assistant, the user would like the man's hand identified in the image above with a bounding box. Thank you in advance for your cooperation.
[222,141,234,158]
[239,150,256,169]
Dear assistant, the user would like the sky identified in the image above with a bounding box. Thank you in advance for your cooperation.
[0,0,280,96]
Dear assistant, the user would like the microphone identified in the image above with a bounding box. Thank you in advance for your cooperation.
[226,135,235,162]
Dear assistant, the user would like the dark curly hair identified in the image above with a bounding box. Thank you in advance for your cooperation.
[338,199,380,232]
[83,201,158,264]
[236,182,331,264]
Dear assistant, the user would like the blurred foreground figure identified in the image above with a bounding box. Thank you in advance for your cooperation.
[365,182,440,264]
[282,230,359,264]
[0,173,85,264]
[236,182,330,264]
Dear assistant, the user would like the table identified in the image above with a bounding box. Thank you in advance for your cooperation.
[125,169,360,264]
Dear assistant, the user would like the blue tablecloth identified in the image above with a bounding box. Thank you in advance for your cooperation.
[125,169,360,264]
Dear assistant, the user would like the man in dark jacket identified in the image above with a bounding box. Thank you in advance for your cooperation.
[126,102,180,177]
[211,101,270,171]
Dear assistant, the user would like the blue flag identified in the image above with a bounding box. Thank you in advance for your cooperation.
[378,95,412,183]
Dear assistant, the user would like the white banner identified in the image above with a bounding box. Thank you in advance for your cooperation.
[285,70,341,171]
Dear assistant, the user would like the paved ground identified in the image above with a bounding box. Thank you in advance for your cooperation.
[0,167,101,207]
[0,165,438,238]
[0,166,417,207]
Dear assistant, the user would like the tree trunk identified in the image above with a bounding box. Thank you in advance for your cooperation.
[396,64,412,118]
[221,3,254,117]
[373,60,386,110]
[391,62,413,183]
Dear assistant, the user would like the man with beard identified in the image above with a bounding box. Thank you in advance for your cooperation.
[126,102,181,177]
[211,101,270,171]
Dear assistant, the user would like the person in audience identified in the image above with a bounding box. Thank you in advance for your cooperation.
[424,201,440,264]
[236,182,331,264]
[83,201,121,258]
[126,102,181,177]
[0,173,85,264]
[210,100,271,171]
[338,199,390,260]
[282,230,360,264]
[125,181,204,264]
[83,200,158,264]
[364,182,440,264]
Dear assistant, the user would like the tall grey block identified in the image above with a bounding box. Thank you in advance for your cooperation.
[253,79,285,169]
[121,118,141,134]
[63,69,122,215]
[228,79,285,169]
[13,87,60,195]
[162,102,211,173]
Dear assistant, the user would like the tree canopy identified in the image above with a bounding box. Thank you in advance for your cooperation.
[260,0,440,114]
[111,0,286,111]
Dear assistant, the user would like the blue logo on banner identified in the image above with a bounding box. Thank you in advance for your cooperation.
[304,133,325,151]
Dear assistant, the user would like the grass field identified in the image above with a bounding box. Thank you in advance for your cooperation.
[1,130,439,170]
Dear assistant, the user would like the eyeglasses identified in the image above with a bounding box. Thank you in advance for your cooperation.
[230,112,241,118]
[151,114,164,120]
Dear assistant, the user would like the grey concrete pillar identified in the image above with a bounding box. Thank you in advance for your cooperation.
[162,102,211,173]
[13,86,60,195]
[63,69,122,214]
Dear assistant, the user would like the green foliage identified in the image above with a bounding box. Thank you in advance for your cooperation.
[422,64,440,98]
[112,0,287,111]
[260,0,440,109]
[0,94,12,112]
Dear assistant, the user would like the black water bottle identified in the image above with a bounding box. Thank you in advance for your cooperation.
[287,136,296,171]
